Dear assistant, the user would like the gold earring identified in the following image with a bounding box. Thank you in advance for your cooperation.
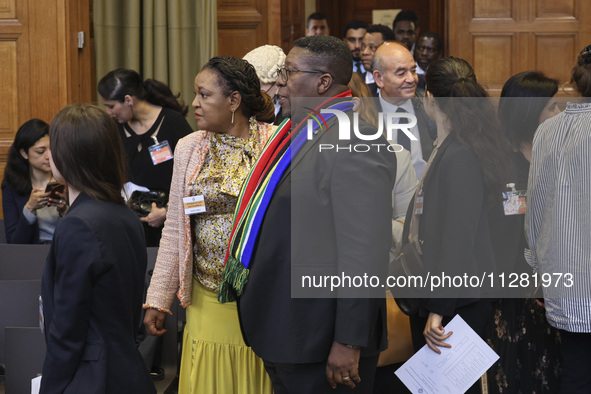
[231,108,235,124]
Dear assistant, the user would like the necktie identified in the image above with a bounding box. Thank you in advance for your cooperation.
[396,107,411,151]
[355,61,363,76]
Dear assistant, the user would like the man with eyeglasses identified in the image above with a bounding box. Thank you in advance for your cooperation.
[235,35,396,393]
[360,24,396,97]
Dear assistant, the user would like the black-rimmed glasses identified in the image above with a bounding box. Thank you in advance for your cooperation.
[277,66,324,82]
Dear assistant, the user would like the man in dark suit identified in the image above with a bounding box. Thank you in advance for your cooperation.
[373,41,436,179]
[342,20,368,76]
[238,35,396,393]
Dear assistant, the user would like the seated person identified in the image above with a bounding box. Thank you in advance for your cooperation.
[2,119,67,243]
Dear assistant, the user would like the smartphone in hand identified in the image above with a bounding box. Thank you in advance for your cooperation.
[45,182,66,200]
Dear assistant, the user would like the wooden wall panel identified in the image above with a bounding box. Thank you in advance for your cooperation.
[0,0,15,18]
[0,41,17,140]
[535,0,575,19]
[449,0,591,95]
[217,0,281,58]
[0,0,94,219]
[474,0,513,19]
[473,35,513,90]
[535,34,576,82]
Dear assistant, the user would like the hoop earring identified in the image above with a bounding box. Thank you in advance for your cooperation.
[231,108,235,124]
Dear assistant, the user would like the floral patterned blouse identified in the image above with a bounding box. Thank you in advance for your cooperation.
[190,123,261,292]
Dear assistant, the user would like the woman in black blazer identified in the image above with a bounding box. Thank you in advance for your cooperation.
[404,57,512,393]
[40,104,155,394]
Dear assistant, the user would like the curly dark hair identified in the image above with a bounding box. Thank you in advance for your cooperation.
[2,119,49,196]
[571,45,591,97]
[426,56,513,200]
[98,68,188,116]
[202,56,275,123]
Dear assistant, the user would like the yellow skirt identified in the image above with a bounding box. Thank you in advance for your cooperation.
[178,279,273,394]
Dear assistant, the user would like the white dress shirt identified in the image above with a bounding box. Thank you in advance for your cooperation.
[378,94,427,179]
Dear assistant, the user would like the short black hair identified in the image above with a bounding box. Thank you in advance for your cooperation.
[343,20,368,38]
[418,32,443,52]
[393,10,419,30]
[366,24,396,42]
[307,12,328,28]
[293,35,352,85]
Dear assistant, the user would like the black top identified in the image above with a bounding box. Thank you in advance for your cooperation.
[487,151,532,291]
[120,107,193,192]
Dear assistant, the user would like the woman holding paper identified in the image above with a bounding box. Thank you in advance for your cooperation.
[143,56,276,393]
[401,56,512,394]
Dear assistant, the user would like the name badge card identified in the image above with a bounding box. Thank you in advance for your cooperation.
[414,195,424,215]
[183,195,206,215]
[502,190,526,215]
[149,140,173,165]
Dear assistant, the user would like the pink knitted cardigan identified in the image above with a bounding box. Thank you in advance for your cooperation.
[144,122,276,312]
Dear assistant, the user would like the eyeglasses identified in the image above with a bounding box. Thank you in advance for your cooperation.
[277,66,324,82]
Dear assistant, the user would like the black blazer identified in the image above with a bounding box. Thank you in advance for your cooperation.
[238,109,397,364]
[1,183,41,243]
[402,137,496,316]
[40,193,155,394]
[375,94,437,161]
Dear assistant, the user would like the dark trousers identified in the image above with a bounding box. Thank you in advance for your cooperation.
[560,330,591,394]
[263,355,379,394]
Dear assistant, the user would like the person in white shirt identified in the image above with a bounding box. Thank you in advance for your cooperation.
[372,41,436,179]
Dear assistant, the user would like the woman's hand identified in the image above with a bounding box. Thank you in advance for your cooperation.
[423,312,453,353]
[25,188,50,214]
[140,204,167,228]
[48,188,69,216]
[144,308,168,336]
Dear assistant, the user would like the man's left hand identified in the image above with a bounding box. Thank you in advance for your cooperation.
[325,341,361,389]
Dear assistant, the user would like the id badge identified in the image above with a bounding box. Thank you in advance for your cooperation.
[502,190,526,215]
[414,195,424,215]
[183,195,206,215]
[149,140,173,165]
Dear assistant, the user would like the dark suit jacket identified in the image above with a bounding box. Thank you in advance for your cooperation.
[40,193,155,394]
[375,94,437,161]
[1,183,41,243]
[401,137,496,317]
[238,107,397,364]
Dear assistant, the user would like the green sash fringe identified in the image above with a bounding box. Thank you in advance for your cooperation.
[217,256,249,303]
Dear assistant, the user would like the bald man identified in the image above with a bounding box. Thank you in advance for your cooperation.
[372,42,436,179]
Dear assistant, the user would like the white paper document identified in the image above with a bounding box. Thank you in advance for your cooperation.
[395,315,499,394]
[32,375,41,394]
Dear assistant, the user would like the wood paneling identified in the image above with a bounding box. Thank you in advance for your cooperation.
[217,0,281,58]
[0,0,94,219]
[449,0,591,95]
[0,42,17,139]
[0,0,15,18]
[474,35,513,89]
[474,0,513,19]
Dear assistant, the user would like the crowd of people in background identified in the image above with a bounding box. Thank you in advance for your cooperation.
[3,8,591,394]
